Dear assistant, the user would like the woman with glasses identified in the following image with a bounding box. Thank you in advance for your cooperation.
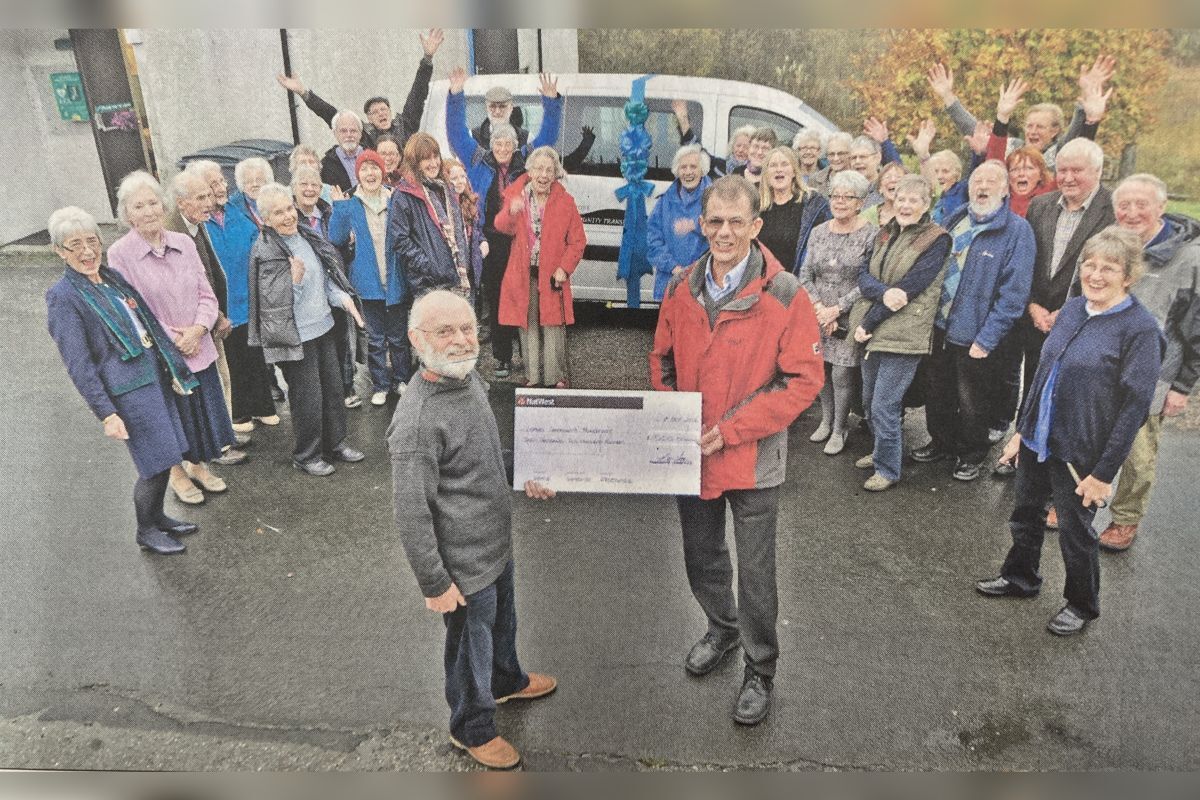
[495,146,587,388]
[46,207,201,555]
[792,130,823,186]
[806,132,853,197]
[798,170,876,455]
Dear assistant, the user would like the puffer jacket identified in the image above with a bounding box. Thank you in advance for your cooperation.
[649,243,824,499]
[247,224,356,363]
[205,191,261,327]
[646,177,710,301]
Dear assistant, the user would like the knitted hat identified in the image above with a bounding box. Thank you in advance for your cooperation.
[355,149,387,179]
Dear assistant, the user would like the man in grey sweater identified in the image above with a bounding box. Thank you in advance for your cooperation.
[388,289,556,770]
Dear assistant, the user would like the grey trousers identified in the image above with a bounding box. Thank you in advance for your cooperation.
[520,277,568,386]
[676,485,781,678]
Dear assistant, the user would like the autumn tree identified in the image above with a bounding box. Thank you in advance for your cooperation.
[850,29,1171,167]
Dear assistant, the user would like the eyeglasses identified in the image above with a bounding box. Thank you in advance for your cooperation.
[420,323,480,341]
[826,150,850,158]
[61,236,102,254]
[701,216,753,233]
[829,194,862,203]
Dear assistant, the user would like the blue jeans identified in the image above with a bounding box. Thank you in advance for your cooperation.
[442,560,529,747]
[361,299,410,392]
[861,351,922,481]
[1000,444,1101,619]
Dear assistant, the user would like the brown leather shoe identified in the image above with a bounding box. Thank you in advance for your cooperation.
[1100,522,1138,552]
[450,735,520,769]
[1045,507,1059,530]
[495,672,557,704]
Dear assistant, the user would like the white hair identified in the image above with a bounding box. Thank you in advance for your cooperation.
[1115,173,1169,205]
[234,157,273,191]
[792,129,823,153]
[828,169,870,199]
[288,144,320,174]
[489,123,518,144]
[525,145,565,179]
[730,124,756,144]
[115,170,166,226]
[290,165,323,191]
[409,289,476,333]
[48,206,101,248]
[1056,138,1104,172]
[255,182,293,219]
[849,135,881,157]
[670,144,710,178]
[331,109,363,131]
[169,169,207,201]
[186,159,222,179]
[896,174,934,205]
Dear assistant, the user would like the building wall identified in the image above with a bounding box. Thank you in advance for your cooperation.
[0,29,114,244]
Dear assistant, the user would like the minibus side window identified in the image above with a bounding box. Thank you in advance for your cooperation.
[561,97,703,182]
[727,106,801,153]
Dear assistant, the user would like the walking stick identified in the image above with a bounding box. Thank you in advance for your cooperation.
[553,271,572,388]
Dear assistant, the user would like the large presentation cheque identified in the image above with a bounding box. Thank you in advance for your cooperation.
[512,388,702,495]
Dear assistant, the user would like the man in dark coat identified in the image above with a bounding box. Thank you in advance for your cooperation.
[1019,138,1114,391]
[275,29,445,152]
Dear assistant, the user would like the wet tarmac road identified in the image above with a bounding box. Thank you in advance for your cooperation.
[2,256,1198,770]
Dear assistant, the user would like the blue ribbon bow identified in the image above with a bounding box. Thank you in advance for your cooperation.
[615,73,656,308]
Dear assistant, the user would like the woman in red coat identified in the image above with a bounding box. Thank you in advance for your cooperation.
[495,146,586,387]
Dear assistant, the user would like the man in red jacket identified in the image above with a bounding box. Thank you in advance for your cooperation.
[649,175,824,726]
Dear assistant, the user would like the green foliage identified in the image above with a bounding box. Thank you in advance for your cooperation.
[1170,29,1200,66]
[851,29,1172,159]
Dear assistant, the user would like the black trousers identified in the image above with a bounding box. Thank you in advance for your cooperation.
[677,485,781,679]
[278,329,348,464]
[224,324,276,421]
[924,327,997,465]
[999,443,1101,619]
[482,231,515,364]
[988,331,1024,430]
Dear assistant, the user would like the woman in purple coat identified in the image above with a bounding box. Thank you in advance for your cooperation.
[45,207,201,555]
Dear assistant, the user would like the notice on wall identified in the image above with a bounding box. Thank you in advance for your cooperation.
[94,102,137,133]
[513,388,702,495]
[51,72,88,121]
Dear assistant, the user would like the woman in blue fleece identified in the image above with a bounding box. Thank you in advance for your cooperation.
[976,226,1164,637]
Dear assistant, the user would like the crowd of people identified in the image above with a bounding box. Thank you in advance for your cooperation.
[43,36,1200,768]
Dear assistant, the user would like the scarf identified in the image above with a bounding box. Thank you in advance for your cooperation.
[64,266,199,395]
[421,179,470,293]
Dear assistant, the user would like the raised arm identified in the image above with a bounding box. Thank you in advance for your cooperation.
[276,71,337,129]
[399,29,443,135]
[926,62,978,137]
[529,73,562,151]
[445,68,485,166]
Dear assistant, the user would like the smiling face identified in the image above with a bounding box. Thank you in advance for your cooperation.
[849,146,880,181]
[366,100,392,131]
[411,295,480,380]
[730,134,751,163]
[765,151,796,196]
[377,141,401,173]
[1055,152,1101,207]
[294,175,322,211]
[126,186,166,239]
[55,229,104,280]
[1079,253,1132,310]
[487,100,513,128]
[358,162,384,193]
[1114,181,1168,244]
[676,152,703,191]
[447,164,469,195]
[968,163,1009,216]
[795,140,821,170]
[418,154,442,181]
[335,117,362,153]
[747,138,772,170]
[264,199,299,236]
[1008,155,1042,197]
[242,168,268,201]
[893,188,931,227]
[1023,110,1059,151]
[701,191,763,272]
[527,155,557,196]
[825,141,850,173]
[930,155,960,192]
[490,136,516,166]
[879,166,903,202]
[828,188,864,223]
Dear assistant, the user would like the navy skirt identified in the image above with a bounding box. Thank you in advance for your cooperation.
[173,362,236,463]
[116,368,190,480]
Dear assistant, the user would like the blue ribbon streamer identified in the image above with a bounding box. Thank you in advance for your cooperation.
[615,73,656,308]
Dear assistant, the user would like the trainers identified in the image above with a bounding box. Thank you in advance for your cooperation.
[494,361,511,378]
[395,382,407,397]
[1046,507,1059,530]
[449,735,520,770]
[370,391,388,406]
[254,414,281,426]
[854,453,875,469]
[823,431,846,456]
[495,672,557,704]
[809,421,832,442]
[343,394,362,409]
[231,420,255,434]
[952,460,981,481]
[992,460,1016,477]
[863,473,895,492]
[911,444,947,463]
[1099,522,1138,552]
[988,427,1008,444]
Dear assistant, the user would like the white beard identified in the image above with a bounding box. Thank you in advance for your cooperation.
[970,197,1004,217]
[417,342,479,381]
